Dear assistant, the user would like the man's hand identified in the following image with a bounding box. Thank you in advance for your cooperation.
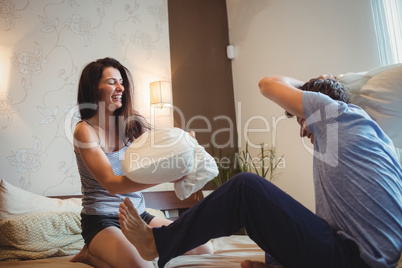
[317,74,337,80]
[258,76,305,119]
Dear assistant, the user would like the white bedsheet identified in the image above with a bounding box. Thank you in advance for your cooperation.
[0,235,264,268]
[165,235,265,268]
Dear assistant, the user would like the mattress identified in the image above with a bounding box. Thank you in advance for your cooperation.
[0,235,264,268]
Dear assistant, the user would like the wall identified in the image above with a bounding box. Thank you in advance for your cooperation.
[0,0,171,195]
[226,0,381,211]
[168,0,237,155]
[0,0,383,204]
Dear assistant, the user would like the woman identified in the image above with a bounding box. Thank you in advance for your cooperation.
[71,57,213,268]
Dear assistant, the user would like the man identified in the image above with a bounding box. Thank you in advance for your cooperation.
[118,75,402,268]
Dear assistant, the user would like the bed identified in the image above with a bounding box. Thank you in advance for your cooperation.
[0,180,265,268]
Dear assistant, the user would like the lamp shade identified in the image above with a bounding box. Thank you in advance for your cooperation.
[150,81,172,107]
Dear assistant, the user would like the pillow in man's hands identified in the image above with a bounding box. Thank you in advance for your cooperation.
[338,64,402,148]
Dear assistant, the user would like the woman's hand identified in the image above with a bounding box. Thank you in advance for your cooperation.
[189,131,196,138]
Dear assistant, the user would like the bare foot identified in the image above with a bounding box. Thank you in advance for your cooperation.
[70,244,88,263]
[119,197,159,261]
[241,260,281,268]
[70,244,112,268]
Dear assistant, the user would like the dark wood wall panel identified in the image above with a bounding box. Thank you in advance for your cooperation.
[168,0,238,154]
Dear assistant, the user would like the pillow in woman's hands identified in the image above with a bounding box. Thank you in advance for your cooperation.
[122,128,218,200]
[122,128,197,184]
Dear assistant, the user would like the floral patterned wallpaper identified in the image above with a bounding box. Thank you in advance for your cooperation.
[0,0,171,195]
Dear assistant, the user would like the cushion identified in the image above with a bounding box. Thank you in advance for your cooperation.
[122,128,219,200]
[0,179,82,220]
[146,207,167,219]
[338,63,402,148]
[0,211,84,261]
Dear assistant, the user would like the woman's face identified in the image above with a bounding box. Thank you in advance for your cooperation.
[97,67,124,112]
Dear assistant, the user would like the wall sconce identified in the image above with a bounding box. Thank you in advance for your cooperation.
[150,81,172,108]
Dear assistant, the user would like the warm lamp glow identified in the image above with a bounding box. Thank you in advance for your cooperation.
[0,46,12,94]
[150,81,172,108]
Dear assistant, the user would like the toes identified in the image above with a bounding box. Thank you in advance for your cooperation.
[119,218,127,232]
[119,205,128,216]
[118,210,125,220]
[123,197,140,217]
[123,197,133,207]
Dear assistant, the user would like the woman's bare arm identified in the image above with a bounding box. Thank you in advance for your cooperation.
[74,123,157,195]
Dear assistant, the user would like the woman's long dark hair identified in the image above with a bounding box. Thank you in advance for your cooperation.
[77,57,150,142]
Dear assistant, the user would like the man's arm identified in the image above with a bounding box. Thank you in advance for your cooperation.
[258,76,305,118]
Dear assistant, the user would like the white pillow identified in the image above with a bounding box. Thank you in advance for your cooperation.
[339,64,402,148]
[174,144,219,200]
[122,128,197,184]
[0,179,82,220]
[122,128,219,200]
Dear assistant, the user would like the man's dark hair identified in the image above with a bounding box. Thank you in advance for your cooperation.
[286,76,350,118]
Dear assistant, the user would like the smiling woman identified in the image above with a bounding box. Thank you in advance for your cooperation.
[97,67,125,112]
[71,57,213,268]
[73,57,158,267]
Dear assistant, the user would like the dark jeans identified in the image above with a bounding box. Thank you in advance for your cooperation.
[153,172,370,268]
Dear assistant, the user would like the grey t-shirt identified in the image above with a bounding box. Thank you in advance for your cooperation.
[303,91,402,268]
